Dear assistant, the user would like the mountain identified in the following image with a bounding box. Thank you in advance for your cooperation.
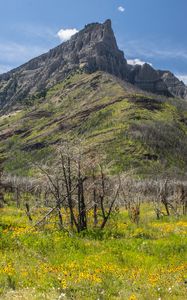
[0,20,187,178]
[0,70,187,177]
[0,19,187,112]
[128,63,187,99]
[0,20,128,111]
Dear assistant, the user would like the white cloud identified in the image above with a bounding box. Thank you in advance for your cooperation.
[177,75,187,85]
[57,28,78,42]
[127,58,153,67]
[118,6,125,12]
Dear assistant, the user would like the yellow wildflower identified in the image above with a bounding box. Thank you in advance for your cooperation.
[129,294,138,300]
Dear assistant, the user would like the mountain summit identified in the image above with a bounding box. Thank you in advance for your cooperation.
[0,20,187,177]
[0,19,187,111]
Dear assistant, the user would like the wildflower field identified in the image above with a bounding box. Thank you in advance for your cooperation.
[0,205,187,300]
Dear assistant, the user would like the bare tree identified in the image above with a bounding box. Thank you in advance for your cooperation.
[97,165,119,229]
[0,167,5,208]
[32,141,120,232]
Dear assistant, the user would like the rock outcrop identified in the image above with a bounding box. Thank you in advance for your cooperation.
[0,19,128,109]
[128,63,187,98]
[158,70,187,99]
[0,19,186,111]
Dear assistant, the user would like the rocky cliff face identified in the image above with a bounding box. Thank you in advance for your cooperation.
[128,63,187,98]
[158,71,187,99]
[0,19,186,111]
[0,19,128,110]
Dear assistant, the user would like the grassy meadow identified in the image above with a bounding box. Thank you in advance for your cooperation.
[0,71,187,299]
[0,204,187,300]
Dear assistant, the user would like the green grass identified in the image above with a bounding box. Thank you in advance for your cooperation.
[0,205,187,299]
[0,71,187,177]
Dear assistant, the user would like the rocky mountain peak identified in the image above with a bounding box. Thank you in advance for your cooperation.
[128,62,187,98]
[0,19,186,111]
[0,19,129,110]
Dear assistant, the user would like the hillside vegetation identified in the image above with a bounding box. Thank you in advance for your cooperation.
[0,71,187,177]
[0,204,187,300]
[1,18,187,300]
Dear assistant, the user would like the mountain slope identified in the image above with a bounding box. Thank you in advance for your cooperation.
[0,20,128,111]
[0,20,187,113]
[0,71,187,177]
[0,20,187,178]
[128,63,187,99]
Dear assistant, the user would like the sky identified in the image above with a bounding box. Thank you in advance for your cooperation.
[0,0,187,83]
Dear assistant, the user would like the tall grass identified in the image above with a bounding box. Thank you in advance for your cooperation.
[0,205,187,299]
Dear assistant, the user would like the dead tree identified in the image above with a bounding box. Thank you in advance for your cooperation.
[59,149,79,231]
[98,165,119,229]
[77,157,87,231]
[92,168,98,227]
[159,180,170,216]
[0,168,5,208]
[34,142,119,232]
[118,174,142,225]
[35,163,64,230]
[35,142,88,232]
[176,183,187,215]
[58,143,88,232]
[25,203,33,222]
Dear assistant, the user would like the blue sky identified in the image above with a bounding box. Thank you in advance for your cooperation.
[0,0,187,83]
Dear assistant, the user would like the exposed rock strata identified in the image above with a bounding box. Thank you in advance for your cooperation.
[0,19,186,111]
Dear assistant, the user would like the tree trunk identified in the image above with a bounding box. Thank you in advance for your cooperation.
[78,178,87,231]
[25,203,33,222]
[93,192,98,227]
